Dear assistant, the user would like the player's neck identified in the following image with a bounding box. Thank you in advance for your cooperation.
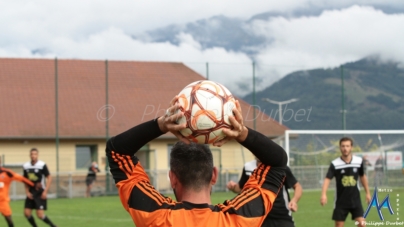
[180,187,212,205]
[31,160,38,165]
[340,154,352,163]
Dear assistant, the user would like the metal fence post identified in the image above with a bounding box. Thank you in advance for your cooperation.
[68,172,73,199]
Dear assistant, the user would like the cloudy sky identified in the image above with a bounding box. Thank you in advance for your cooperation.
[1,0,403,95]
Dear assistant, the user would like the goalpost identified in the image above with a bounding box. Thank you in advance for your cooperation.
[284,130,404,190]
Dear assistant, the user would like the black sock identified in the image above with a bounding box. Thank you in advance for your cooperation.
[42,215,57,227]
[5,216,14,227]
[26,216,38,227]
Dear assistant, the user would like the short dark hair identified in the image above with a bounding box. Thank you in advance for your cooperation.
[170,142,213,191]
[339,137,353,146]
[30,148,38,153]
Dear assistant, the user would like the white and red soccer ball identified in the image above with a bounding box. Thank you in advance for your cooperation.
[176,80,236,144]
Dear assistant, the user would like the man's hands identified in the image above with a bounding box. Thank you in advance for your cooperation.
[158,96,247,147]
[289,200,298,212]
[41,190,47,200]
[226,180,242,194]
[26,190,47,199]
[320,194,327,206]
[214,100,247,147]
[26,192,33,199]
[157,96,189,143]
[366,192,371,204]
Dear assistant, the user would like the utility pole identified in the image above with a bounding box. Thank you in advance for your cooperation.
[262,98,299,125]
[341,65,346,130]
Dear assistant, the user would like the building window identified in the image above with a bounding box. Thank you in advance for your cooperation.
[75,145,97,170]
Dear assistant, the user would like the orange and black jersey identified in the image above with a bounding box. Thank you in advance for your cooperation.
[0,167,34,202]
[106,119,287,227]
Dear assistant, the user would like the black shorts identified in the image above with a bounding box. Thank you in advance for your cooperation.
[262,218,295,227]
[25,187,47,210]
[86,177,95,186]
[332,205,364,221]
[24,197,47,210]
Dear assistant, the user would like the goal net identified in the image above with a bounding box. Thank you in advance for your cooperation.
[284,130,404,190]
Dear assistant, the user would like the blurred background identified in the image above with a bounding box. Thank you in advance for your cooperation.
[0,0,403,198]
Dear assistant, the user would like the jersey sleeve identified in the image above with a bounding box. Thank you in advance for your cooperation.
[284,166,298,189]
[325,163,335,179]
[106,138,177,219]
[42,164,50,177]
[239,128,287,167]
[12,172,35,187]
[224,127,287,220]
[23,167,28,178]
[223,165,286,220]
[358,160,365,176]
[106,119,169,212]
[3,168,34,187]
[238,167,249,189]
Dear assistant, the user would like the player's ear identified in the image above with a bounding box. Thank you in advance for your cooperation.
[210,167,218,185]
[169,170,177,189]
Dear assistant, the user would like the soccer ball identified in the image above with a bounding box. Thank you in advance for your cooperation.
[176,80,236,144]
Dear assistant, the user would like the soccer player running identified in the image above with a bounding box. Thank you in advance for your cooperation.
[23,148,57,227]
[227,158,302,227]
[85,161,100,197]
[320,137,371,227]
[106,97,288,227]
[0,156,34,227]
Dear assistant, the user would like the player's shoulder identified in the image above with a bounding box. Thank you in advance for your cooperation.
[244,160,257,171]
[351,155,363,164]
[0,167,14,173]
[24,160,47,168]
[331,157,343,166]
[0,167,13,172]
[36,160,47,167]
[23,161,31,169]
[284,165,294,174]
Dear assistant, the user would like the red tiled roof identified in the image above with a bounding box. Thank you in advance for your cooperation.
[0,58,288,139]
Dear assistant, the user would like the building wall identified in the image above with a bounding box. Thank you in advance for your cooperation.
[0,138,255,174]
[0,139,106,174]
[151,139,255,170]
[149,139,173,170]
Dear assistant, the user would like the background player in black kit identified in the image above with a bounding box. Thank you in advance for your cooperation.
[227,159,302,227]
[85,161,100,197]
[320,137,371,227]
[23,148,57,227]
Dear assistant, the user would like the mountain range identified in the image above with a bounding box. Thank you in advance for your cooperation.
[135,8,404,130]
[135,5,404,56]
[243,57,404,130]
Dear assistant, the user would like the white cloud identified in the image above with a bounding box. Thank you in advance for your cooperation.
[251,5,404,90]
[40,28,250,63]
[0,2,403,97]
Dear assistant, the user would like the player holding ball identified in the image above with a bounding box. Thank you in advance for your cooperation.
[106,81,288,227]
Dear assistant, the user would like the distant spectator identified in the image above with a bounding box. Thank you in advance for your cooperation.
[85,162,100,197]
[362,155,372,172]
[374,155,384,187]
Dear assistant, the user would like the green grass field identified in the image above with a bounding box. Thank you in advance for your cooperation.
[8,188,403,226]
